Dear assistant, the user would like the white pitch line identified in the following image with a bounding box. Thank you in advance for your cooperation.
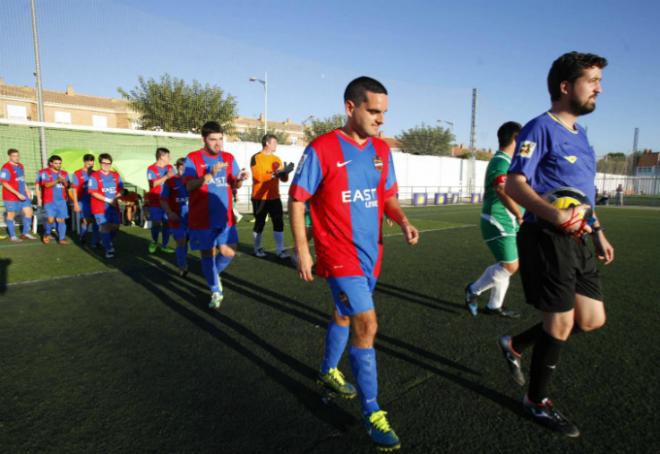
[383,224,475,238]
[7,269,120,287]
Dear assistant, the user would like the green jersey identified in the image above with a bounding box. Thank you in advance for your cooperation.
[480,151,522,240]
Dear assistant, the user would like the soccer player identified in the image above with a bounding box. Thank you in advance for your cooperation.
[183,121,248,308]
[72,154,100,247]
[250,134,293,258]
[497,52,614,437]
[88,153,123,258]
[146,148,174,254]
[0,148,36,241]
[289,77,419,451]
[161,158,189,276]
[36,155,71,245]
[465,122,524,318]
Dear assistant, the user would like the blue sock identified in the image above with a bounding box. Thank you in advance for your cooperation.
[45,222,53,236]
[79,222,89,238]
[22,217,32,235]
[110,229,117,240]
[101,232,112,251]
[91,223,100,245]
[321,322,350,374]
[349,346,380,416]
[215,254,233,274]
[151,225,160,242]
[57,221,66,240]
[175,245,187,269]
[201,256,220,292]
[162,226,170,247]
[6,219,16,238]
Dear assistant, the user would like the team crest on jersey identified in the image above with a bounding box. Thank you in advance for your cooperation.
[373,157,384,172]
[519,141,536,158]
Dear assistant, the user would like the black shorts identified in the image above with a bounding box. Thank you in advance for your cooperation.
[517,222,602,313]
[252,198,284,232]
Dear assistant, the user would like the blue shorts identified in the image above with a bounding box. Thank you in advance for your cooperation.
[148,207,167,223]
[327,275,377,317]
[171,220,188,241]
[44,201,69,219]
[189,225,238,251]
[80,199,93,219]
[4,199,32,213]
[94,208,121,226]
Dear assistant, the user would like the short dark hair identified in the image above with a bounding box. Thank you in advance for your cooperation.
[48,155,62,164]
[155,147,170,160]
[497,121,522,149]
[344,76,388,106]
[99,153,113,163]
[83,153,95,162]
[201,121,223,138]
[547,51,608,101]
[175,157,186,167]
[7,148,18,156]
[261,134,278,148]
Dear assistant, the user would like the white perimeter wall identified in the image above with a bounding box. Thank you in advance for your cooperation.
[225,141,489,203]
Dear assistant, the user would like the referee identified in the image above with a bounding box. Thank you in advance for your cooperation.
[497,52,615,437]
[250,134,293,258]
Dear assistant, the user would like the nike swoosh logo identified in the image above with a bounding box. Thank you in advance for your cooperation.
[336,160,352,168]
[563,155,578,164]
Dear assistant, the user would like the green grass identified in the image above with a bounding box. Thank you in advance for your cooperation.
[1,205,658,453]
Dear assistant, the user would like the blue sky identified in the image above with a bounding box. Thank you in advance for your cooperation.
[1,0,658,154]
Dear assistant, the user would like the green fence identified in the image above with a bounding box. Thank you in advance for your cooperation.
[0,123,201,185]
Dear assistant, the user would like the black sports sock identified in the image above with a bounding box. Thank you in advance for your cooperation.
[528,329,564,403]
[511,323,543,354]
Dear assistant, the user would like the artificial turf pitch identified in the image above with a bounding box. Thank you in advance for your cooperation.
[1,205,658,453]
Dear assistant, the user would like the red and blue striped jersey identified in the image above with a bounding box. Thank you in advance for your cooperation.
[72,168,93,202]
[36,168,70,204]
[0,162,27,202]
[146,163,173,207]
[183,148,240,230]
[289,130,398,278]
[88,170,123,215]
[160,175,189,229]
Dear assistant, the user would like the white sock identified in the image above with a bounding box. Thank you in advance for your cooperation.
[487,265,513,309]
[274,231,285,252]
[470,263,500,295]
[253,231,263,251]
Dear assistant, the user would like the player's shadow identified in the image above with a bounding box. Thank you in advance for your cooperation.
[377,282,464,310]
[77,229,525,424]
[0,258,11,294]
[221,274,524,416]
[75,231,360,433]
[221,273,478,376]
[375,283,461,314]
[128,263,359,432]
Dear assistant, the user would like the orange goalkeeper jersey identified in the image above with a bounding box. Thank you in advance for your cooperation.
[250,151,284,200]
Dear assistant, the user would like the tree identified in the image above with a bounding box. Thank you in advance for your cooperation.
[238,127,291,145]
[396,123,455,156]
[304,114,345,142]
[597,152,628,174]
[118,74,237,133]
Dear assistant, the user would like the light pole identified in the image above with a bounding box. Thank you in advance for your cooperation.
[249,72,268,134]
[30,0,47,167]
